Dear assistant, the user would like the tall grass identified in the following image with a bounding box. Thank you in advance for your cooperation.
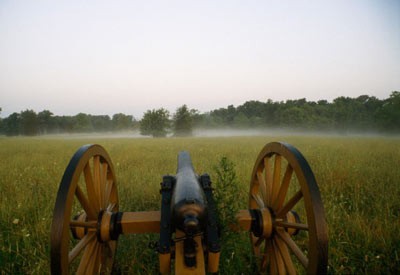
[0,136,399,273]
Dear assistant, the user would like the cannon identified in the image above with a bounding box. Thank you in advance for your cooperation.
[50,142,328,274]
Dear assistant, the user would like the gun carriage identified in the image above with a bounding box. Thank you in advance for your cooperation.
[51,142,328,274]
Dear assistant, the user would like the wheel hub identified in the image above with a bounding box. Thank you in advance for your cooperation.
[98,210,113,242]
[250,208,273,238]
[251,208,301,238]
[70,210,118,243]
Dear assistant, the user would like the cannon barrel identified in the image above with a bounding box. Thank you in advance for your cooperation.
[171,151,207,234]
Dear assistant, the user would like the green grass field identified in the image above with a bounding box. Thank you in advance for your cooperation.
[0,135,399,274]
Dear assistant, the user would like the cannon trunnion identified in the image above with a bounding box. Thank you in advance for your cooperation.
[50,142,328,274]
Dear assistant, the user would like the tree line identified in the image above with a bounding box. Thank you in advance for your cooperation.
[203,92,400,132]
[0,111,138,136]
[1,91,399,137]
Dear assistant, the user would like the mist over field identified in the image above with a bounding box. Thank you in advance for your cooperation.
[32,127,400,141]
[192,128,400,138]
[2,92,399,138]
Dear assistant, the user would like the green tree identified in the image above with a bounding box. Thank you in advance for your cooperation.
[140,108,170,137]
[376,91,400,131]
[210,105,237,126]
[73,113,93,132]
[233,112,250,128]
[55,116,75,133]
[279,106,307,128]
[91,115,112,131]
[38,110,54,134]
[20,109,39,135]
[112,113,134,130]
[173,105,195,136]
[2,112,21,136]
[0,107,2,133]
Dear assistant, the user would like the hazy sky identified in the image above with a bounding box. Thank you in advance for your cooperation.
[1,0,399,118]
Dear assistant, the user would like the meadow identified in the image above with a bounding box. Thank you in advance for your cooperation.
[0,134,399,274]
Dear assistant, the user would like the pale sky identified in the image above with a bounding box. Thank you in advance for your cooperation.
[1,0,399,118]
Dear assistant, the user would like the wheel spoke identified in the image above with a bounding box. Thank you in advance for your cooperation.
[69,220,97,228]
[269,241,278,274]
[100,243,108,273]
[276,229,308,268]
[106,241,116,259]
[261,239,272,272]
[77,239,98,274]
[88,242,102,274]
[251,193,264,208]
[93,156,103,210]
[276,190,303,218]
[274,236,296,275]
[275,220,308,231]
[97,244,105,273]
[101,162,108,209]
[68,232,96,264]
[273,164,293,210]
[251,234,261,257]
[75,185,97,220]
[263,157,273,205]
[271,155,282,207]
[104,179,114,209]
[257,170,268,205]
[250,180,260,209]
[273,239,286,275]
[107,202,117,212]
[254,236,265,247]
[84,163,100,212]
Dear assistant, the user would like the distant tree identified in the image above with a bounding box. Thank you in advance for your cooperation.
[140,108,170,137]
[0,107,2,133]
[191,109,204,128]
[2,112,21,136]
[112,113,134,130]
[194,112,221,128]
[233,112,250,128]
[91,115,112,131]
[279,107,307,128]
[173,105,195,136]
[38,110,54,134]
[20,109,39,135]
[376,91,400,131]
[73,113,93,132]
[55,115,75,133]
[210,104,237,126]
[237,101,266,118]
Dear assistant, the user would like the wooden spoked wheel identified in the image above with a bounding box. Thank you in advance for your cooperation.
[51,144,119,274]
[249,142,328,274]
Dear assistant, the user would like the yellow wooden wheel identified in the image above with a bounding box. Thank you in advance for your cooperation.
[249,142,328,274]
[51,144,119,274]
